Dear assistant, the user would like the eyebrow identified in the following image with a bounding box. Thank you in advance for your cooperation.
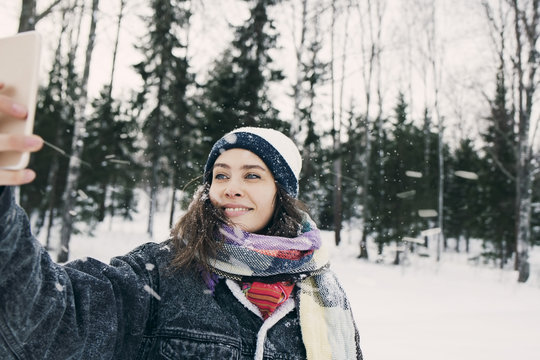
[213,163,268,171]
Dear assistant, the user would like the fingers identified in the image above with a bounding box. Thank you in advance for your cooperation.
[0,88,28,119]
[0,169,36,186]
[0,134,43,152]
[0,84,40,185]
[0,134,43,185]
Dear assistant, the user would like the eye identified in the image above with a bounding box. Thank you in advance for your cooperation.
[245,173,261,180]
[214,173,228,180]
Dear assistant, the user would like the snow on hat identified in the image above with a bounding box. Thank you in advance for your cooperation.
[204,127,302,197]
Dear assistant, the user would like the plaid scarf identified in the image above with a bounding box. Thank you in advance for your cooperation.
[208,221,361,360]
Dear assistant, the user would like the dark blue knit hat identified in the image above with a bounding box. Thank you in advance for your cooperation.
[204,127,302,197]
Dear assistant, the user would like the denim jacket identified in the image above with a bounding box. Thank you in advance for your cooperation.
[0,187,363,359]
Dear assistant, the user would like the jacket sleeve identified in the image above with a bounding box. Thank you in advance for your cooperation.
[0,186,157,359]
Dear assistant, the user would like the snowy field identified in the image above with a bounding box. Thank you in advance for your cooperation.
[44,200,540,360]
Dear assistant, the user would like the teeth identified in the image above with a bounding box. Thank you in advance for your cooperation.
[225,208,249,212]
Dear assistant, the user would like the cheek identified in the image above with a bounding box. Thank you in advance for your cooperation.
[208,185,220,204]
[262,189,277,210]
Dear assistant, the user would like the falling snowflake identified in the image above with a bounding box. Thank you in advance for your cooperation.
[454,170,479,180]
[418,209,438,218]
[77,190,89,200]
[405,170,422,178]
[143,285,161,300]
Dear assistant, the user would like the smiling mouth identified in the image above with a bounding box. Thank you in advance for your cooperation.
[224,207,250,212]
[223,207,252,217]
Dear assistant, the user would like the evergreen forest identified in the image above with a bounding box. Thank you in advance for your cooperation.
[8,0,540,283]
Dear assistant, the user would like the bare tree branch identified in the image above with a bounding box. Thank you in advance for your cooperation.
[35,0,64,23]
[484,146,517,181]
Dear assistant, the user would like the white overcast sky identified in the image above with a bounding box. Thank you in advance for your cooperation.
[1,0,496,144]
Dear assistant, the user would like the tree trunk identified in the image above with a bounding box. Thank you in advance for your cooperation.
[18,0,36,32]
[58,0,100,263]
[147,96,165,238]
[97,182,107,222]
[45,202,56,250]
[356,0,385,259]
[333,158,343,246]
[359,124,370,259]
[510,0,538,282]
[425,0,445,261]
[45,156,60,250]
[169,187,177,229]
[329,1,345,246]
[169,169,179,228]
[337,1,352,247]
[437,117,444,256]
[515,101,532,282]
[99,0,126,225]
[147,167,159,238]
[291,0,308,141]
[107,0,125,100]
[42,6,71,252]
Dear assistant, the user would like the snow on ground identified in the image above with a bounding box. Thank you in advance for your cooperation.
[331,238,540,360]
[46,201,540,360]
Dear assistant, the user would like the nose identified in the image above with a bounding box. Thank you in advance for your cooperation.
[224,179,243,198]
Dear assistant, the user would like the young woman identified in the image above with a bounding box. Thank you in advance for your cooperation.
[0,88,363,359]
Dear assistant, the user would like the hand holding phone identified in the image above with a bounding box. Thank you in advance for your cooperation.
[0,31,44,185]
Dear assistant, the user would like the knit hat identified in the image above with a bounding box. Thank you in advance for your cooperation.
[204,127,302,197]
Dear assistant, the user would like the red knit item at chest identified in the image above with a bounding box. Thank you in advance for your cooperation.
[241,281,295,319]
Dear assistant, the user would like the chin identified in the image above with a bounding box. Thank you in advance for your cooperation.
[231,223,261,233]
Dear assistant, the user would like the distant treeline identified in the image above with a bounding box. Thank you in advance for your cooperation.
[14,0,539,282]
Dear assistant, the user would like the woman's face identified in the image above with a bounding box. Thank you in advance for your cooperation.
[209,148,277,233]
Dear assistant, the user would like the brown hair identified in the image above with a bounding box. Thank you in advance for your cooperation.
[169,182,308,271]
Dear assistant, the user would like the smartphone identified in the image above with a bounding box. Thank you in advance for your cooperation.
[0,31,42,170]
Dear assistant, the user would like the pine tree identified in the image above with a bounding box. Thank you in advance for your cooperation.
[19,6,80,250]
[416,108,440,247]
[366,112,390,258]
[298,117,324,221]
[133,0,194,237]
[418,109,439,216]
[58,0,101,263]
[199,0,287,155]
[444,138,483,253]
[366,93,434,263]
[295,1,329,222]
[480,66,516,266]
[311,138,337,230]
[79,86,141,225]
[341,111,367,226]
[386,93,424,264]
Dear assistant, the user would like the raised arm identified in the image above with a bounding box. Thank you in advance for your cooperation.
[0,89,156,359]
[0,187,157,358]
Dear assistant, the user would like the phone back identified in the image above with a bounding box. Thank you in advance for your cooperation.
[0,31,42,169]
